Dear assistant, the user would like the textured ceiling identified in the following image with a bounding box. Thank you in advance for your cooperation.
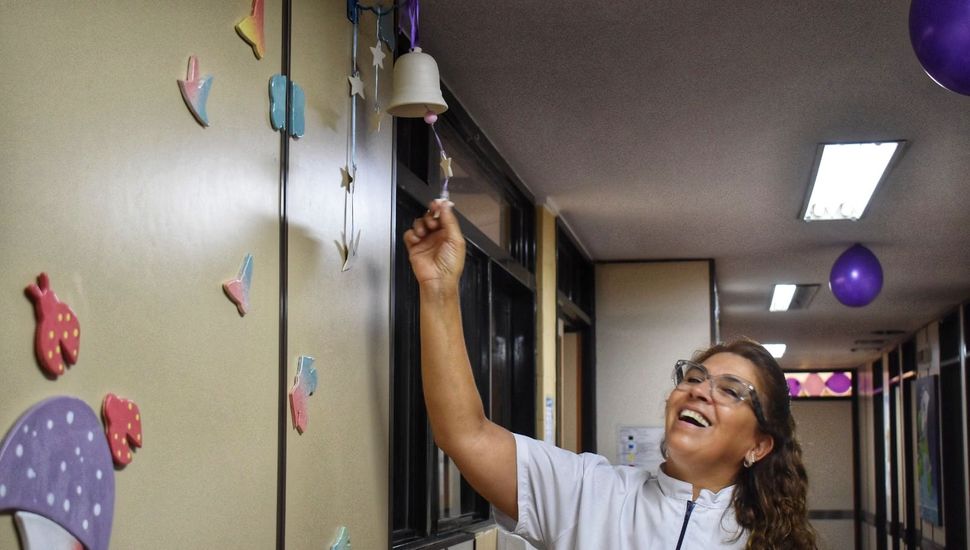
[420,1,970,369]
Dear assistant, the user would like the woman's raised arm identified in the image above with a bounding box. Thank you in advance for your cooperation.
[404,200,518,520]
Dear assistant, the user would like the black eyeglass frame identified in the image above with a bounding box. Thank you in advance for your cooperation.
[671,359,770,428]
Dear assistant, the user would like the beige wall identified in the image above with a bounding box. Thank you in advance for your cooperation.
[0,1,390,549]
[283,0,391,548]
[792,400,855,549]
[594,261,713,460]
[535,206,557,442]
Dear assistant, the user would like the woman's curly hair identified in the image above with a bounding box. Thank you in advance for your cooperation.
[693,339,817,550]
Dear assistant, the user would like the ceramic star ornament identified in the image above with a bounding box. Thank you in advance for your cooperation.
[340,165,355,192]
[336,230,362,272]
[370,42,386,69]
[369,108,384,134]
[439,154,454,178]
[348,73,365,99]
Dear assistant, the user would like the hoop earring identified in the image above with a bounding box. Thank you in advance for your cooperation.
[743,454,755,468]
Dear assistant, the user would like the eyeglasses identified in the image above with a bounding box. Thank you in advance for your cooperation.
[671,360,768,427]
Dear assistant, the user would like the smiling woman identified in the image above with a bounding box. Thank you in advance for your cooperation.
[674,341,818,549]
[405,200,817,550]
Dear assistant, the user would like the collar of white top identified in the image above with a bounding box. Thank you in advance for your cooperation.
[656,467,736,509]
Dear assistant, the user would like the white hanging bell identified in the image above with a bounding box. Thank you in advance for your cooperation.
[387,48,448,118]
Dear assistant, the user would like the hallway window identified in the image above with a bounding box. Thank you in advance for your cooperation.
[785,371,853,398]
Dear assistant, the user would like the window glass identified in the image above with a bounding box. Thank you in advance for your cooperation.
[785,371,853,398]
[436,121,511,250]
[437,450,465,519]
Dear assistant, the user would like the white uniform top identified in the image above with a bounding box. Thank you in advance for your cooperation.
[494,434,748,550]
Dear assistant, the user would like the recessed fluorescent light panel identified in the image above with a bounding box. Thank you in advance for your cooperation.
[763,344,787,358]
[770,284,797,311]
[802,141,905,221]
[770,284,820,311]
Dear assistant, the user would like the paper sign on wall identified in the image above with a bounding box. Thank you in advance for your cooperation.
[543,397,555,445]
[617,426,664,472]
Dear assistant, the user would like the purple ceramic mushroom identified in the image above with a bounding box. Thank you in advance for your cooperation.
[0,396,115,550]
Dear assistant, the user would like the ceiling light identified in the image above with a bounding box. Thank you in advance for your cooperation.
[769,284,819,311]
[801,141,905,221]
[764,344,787,358]
[770,284,797,311]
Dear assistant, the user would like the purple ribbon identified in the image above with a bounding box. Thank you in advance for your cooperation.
[399,0,420,49]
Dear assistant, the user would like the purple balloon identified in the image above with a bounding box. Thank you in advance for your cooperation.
[825,371,853,394]
[830,244,884,307]
[909,0,970,96]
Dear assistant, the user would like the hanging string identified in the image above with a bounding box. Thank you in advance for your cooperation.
[345,4,360,253]
[350,9,359,174]
[373,12,381,108]
[428,119,450,200]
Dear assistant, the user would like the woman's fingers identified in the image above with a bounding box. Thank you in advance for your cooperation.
[430,199,458,232]
[406,200,460,254]
[412,204,448,237]
[411,216,429,237]
[403,229,421,247]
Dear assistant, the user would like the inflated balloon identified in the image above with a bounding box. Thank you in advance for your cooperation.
[909,0,970,96]
[829,244,884,307]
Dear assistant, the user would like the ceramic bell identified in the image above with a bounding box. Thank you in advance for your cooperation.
[387,48,448,117]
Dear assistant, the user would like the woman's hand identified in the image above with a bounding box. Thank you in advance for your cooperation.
[404,200,466,294]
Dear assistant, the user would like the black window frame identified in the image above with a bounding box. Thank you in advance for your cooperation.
[390,67,538,549]
[938,309,967,549]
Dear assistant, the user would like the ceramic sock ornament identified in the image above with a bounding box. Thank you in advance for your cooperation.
[269,75,306,138]
[223,253,254,316]
[331,525,351,549]
[288,356,318,434]
[178,56,214,127]
[25,273,80,378]
[102,394,143,467]
[236,0,266,59]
